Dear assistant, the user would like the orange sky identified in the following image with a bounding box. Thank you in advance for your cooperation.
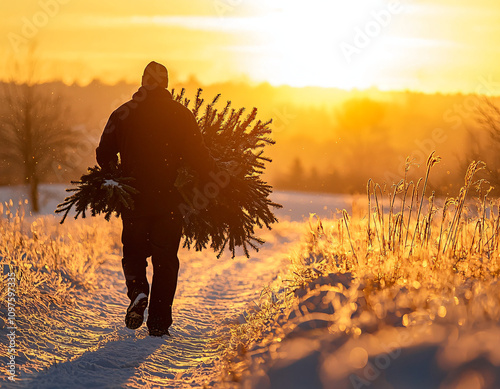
[2,0,500,94]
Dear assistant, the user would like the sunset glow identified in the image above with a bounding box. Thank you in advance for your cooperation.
[4,3,500,386]
[2,0,500,93]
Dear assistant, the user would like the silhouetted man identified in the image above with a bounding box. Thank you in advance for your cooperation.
[96,61,214,336]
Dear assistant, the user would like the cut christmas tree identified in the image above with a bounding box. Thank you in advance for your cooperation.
[56,88,282,258]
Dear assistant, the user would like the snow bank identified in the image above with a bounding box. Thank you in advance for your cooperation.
[0,185,356,222]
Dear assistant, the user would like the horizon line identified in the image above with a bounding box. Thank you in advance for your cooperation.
[1,77,498,98]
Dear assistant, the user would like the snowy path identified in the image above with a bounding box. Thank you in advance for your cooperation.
[0,187,354,388]
[9,220,306,389]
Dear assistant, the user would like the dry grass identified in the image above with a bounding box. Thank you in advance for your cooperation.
[217,155,500,386]
[2,154,500,386]
[0,201,121,376]
[0,201,120,294]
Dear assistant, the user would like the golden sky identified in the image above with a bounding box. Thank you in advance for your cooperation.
[2,0,500,94]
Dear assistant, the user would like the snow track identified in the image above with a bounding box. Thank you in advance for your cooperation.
[7,222,304,389]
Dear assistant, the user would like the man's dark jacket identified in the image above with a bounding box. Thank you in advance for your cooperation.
[96,86,213,218]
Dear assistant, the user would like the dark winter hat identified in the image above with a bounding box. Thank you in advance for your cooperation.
[142,61,168,88]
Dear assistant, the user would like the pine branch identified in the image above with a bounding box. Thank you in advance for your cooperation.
[55,166,137,223]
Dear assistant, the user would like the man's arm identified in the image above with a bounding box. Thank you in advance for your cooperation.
[96,111,119,169]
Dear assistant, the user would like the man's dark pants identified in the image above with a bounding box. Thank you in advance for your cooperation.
[121,214,183,328]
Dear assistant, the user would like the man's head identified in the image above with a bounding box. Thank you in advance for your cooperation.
[142,61,168,89]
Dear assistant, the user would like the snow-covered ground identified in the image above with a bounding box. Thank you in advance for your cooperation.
[0,184,356,222]
[2,184,499,388]
[0,184,350,388]
[3,223,304,388]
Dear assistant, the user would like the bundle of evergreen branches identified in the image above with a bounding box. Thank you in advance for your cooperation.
[173,88,281,257]
[55,165,138,223]
[56,88,281,258]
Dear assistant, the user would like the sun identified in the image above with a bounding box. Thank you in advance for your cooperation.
[241,0,404,89]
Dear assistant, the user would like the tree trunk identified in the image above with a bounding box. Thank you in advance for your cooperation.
[30,175,39,213]
[26,160,39,214]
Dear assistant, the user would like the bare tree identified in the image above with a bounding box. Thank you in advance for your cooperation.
[0,53,75,213]
[463,97,500,191]
[477,98,500,139]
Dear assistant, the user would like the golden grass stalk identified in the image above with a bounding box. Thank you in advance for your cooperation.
[442,161,485,255]
[367,179,373,249]
[342,209,358,263]
[404,178,422,251]
[409,151,441,256]
[373,183,387,255]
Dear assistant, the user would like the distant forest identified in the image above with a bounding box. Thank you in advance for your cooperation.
[1,78,500,200]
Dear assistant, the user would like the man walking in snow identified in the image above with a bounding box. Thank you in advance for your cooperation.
[96,61,214,336]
